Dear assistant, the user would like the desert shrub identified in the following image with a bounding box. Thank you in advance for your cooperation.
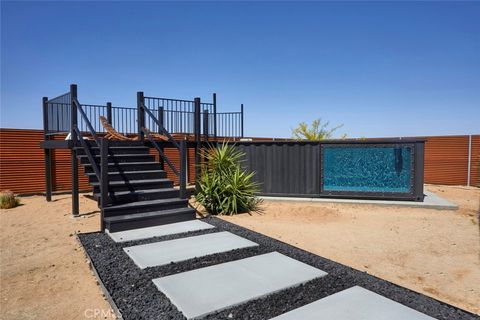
[0,190,20,209]
[195,143,262,215]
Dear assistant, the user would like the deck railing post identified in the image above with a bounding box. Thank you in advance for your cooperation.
[70,84,79,216]
[203,109,209,142]
[158,107,165,170]
[241,103,244,138]
[194,98,201,190]
[203,109,210,166]
[213,93,217,142]
[43,97,52,202]
[137,91,145,141]
[158,107,164,134]
[179,139,187,199]
[106,102,112,125]
[100,138,109,231]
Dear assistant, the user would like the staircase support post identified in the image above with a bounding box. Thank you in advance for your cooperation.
[137,91,145,141]
[194,98,201,191]
[179,140,187,199]
[70,84,79,217]
[100,138,109,232]
[43,97,53,202]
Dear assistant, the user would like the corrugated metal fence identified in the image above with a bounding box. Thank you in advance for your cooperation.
[422,135,479,187]
[0,128,197,194]
[0,129,479,194]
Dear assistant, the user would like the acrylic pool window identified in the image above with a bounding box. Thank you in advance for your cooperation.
[321,144,414,195]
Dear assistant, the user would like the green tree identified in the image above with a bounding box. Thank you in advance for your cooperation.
[292,118,346,140]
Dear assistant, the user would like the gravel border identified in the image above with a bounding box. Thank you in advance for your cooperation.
[78,217,479,320]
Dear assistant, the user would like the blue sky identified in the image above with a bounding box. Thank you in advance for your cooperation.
[1,1,479,138]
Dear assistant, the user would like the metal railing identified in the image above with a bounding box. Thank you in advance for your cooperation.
[45,93,244,139]
[138,92,187,198]
[71,85,109,227]
[42,84,246,219]
[45,92,71,134]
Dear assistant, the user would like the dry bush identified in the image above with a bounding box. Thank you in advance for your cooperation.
[0,190,20,209]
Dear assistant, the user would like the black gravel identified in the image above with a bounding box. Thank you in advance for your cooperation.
[78,217,479,320]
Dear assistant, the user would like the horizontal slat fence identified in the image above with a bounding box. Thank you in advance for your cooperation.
[0,128,197,194]
[423,136,469,186]
[0,129,478,194]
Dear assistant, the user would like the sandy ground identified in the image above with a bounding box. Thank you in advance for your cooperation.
[221,185,480,315]
[0,194,112,320]
[0,185,479,319]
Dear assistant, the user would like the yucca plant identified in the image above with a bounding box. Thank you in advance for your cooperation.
[0,190,20,209]
[196,143,262,215]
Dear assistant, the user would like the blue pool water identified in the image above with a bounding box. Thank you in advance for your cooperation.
[322,146,412,193]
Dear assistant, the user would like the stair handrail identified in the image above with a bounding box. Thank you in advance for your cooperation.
[141,128,179,175]
[73,125,109,231]
[73,95,110,217]
[141,105,180,149]
[73,126,101,180]
[73,98,99,144]
[139,102,187,199]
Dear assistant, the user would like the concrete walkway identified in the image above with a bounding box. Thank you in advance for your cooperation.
[107,220,215,243]
[272,286,436,320]
[117,220,439,320]
[260,190,458,210]
[153,252,327,319]
[124,231,258,268]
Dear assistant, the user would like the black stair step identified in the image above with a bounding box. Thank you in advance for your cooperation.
[83,161,162,173]
[75,146,150,155]
[104,207,196,232]
[103,198,187,216]
[94,188,180,204]
[91,178,173,193]
[78,154,155,164]
[86,170,167,182]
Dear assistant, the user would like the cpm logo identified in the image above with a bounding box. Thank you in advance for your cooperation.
[84,308,121,319]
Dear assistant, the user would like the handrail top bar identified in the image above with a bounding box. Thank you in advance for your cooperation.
[144,96,214,105]
[47,102,71,106]
[217,111,242,115]
[113,105,136,110]
[81,103,108,108]
[144,96,196,103]
[46,92,70,103]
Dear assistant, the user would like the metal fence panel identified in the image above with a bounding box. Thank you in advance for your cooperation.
[236,142,321,196]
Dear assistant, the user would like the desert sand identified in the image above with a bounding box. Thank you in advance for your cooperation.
[0,194,112,320]
[222,185,480,314]
[0,185,479,319]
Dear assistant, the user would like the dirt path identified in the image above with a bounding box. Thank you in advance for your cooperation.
[221,185,480,315]
[0,194,113,320]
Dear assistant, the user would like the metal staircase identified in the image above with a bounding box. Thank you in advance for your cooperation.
[75,141,195,232]
[41,84,244,231]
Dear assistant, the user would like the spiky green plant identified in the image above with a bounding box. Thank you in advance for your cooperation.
[195,143,262,215]
[0,190,20,209]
